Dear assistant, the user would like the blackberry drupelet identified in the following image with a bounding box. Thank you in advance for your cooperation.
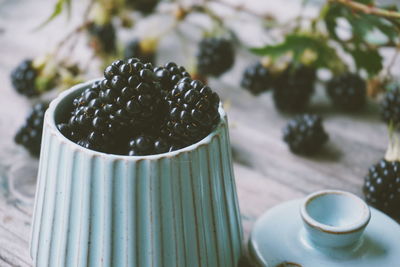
[127,135,171,156]
[124,39,155,64]
[241,62,272,95]
[154,62,191,92]
[128,0,159,14]
[196,37,234,77]
[88,22,116,54]
[283,114,329,155]
[11,59,39,97]
[380,84,400,126]
[273,64,316,112]
[162,77,220,145]
[326,73,366,111]
[15,103,48,156]
[364,159,400,220]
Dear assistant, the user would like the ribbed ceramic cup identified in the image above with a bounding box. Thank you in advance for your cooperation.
[30,80,243,267]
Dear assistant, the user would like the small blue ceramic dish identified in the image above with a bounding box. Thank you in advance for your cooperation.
[30,80,243,267]
[249,190,400,267]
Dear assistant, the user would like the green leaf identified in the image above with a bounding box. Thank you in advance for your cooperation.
[250,34,346,73]
[351,48,383,76]
[35,0,66,30]
[322,2,399,46]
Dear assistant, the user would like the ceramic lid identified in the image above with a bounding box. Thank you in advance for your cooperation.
[249,190,400,267]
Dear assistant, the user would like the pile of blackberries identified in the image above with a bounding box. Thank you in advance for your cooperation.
[57,58,221,156]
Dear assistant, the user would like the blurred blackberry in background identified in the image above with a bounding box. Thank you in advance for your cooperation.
[162,77,220,146]
[364,159,400,221]
[88,22,116,54]
[241,62,272,95]
[128,0,159,14]
[326,73,366,111]
[381,84,400,126]
[283,114,328,155]
[15,103,48,156]
[11,59,39,97]
[273,64,316,112]
[196,37,234,77]
[124,38,156,64]
[154,62,191,92]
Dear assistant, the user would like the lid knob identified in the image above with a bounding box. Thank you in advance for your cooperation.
[300,190,371,248]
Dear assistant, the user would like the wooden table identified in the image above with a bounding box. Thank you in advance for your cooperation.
[0,0,397,266]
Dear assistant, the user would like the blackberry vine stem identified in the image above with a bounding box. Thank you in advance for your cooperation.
[330,0,400,20]
[53,0,95,57]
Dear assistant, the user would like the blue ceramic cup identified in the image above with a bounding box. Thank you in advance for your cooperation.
[30,80,243,267]
[300,190,371,248]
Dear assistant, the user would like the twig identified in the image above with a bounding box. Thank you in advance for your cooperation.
[386,46,400,77]
[331,0,400,20]
[53,0,95,56]
[210,0,275,21]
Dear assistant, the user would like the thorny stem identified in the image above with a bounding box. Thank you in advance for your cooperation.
[211,0,275,21]
[53,0,95,57]
[385,47,400,77]
[331,0,400,20]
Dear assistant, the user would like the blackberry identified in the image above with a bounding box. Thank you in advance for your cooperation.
[154,62,191,92]
[58,58,164,153]
[10,59,39,97]
[88,22,116,54]
[127,135,171,156]
[364,159,400,220]
[380,84,400,126]
[196,37,234,77]
[326,73,366,111]
[124,39,155,64]
[62,81,115,153]
[101,58,163,129]
[241,62,272,95]
[14,103,48,156]
[162,77,220,145]
[283,114,329,155]
[128,0,159,14]
[273,64,316,112]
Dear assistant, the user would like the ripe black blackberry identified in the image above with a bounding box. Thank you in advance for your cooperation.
[241,62,272,95]
[61,81,115,153]
[11,59,39,97]
[162,77,220,145]
[326,73,366,111]
[127,135,172,156]
[58,58,164,153]
[154,62,191,92]
[273,64,316,112]
[15,103,48,156]
[124,39,155,64]
[128,0,159,14]
[88,22,116,54]
[283,114,329,155]
[101,58,163,129]
[364,159,400,221]
[380,84,400,126]
[196,37,234,77]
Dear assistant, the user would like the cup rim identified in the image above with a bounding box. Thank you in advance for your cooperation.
[300,190,371,234]
[45,78,227,160]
